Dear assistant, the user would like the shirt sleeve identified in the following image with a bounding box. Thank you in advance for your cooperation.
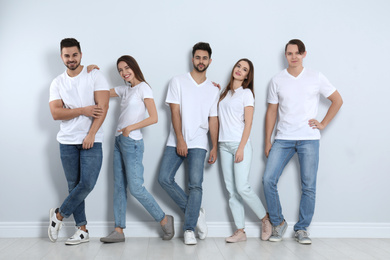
[114,86,126,98]
[209,91,219,117]
[91,70,110,91]
[140,83,154,100]
[165,77,181,105]
[319,72,336,98]
[49,79,61,102]
[267,78,279,104]
[243,89,255,107]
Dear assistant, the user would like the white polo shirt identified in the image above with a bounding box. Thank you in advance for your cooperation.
[49,67,110,144]
[165,73,219,150]
[267,68,336,140]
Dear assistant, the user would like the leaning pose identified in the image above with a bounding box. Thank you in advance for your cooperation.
[218,59,272,243]
[48,38,110,245]
[158,42,219,245]
[95,55,174,242]
[263,39,343,244]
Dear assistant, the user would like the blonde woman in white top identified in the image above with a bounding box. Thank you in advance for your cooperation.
[218,58,271,243]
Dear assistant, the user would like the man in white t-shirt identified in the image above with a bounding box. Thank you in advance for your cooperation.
[158,42,219,245]
[263,39,343,244]
[48,38,110,245]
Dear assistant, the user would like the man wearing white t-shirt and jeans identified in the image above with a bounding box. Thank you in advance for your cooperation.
[158,42,219,245]
[48,38,110,245]
[263,39,343,244]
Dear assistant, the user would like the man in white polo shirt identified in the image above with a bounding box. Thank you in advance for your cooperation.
[158,42,219,245]
[48,38,110,245]
[263,39,343,244]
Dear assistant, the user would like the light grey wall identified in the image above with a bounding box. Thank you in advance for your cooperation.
[1,0,389,230]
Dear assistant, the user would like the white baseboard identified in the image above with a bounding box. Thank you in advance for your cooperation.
[1,221,389,238]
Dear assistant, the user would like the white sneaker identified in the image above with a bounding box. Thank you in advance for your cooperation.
[184,230,197,245]
[48,208,63,242]
[65,228,90,245]
[196,208,207,239]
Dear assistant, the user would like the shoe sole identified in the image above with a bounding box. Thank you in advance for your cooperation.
[48,208,57,242]
[184,241,197,245]
[100,239,125,243]
[295,238,312,244]
[226,239,247,243]
[65,239,90,245]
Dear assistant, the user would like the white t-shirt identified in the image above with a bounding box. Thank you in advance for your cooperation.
[114,82,153,140]
[267,68,336,140]
[49,67,110,144]
[165,73,219,150]
[218,87,254,142]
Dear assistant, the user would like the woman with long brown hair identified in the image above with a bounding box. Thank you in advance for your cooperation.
[218,58,271,242]
[90,56,175,243]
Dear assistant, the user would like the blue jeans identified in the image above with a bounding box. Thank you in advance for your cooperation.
[262,140,319,231]
[59,143,103,226]
[114,135,165,228]
[219,142,267,229]
[158,146,207,231]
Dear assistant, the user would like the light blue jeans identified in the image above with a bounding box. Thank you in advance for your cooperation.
[59,143,102,226]
[262,139,320,231]
[219,142,267,229]
[113,135,165,229]
[158,146,207,231]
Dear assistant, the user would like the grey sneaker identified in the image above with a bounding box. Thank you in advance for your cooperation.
[100,230,125,243]
[269,220,288,242]
[161,215,175,240]
[295,230,312,244]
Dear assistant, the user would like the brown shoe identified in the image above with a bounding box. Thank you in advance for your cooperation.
[261,214,272,241]
[225,229,247,243]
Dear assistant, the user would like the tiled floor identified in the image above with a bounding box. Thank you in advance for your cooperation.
[1,237,390,260]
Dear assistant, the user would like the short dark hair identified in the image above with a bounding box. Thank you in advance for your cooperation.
[192,42,212,58]
[60,38,81,53]
[285,39,305,54]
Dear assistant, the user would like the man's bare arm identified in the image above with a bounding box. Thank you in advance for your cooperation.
[170,103,187,157]
[49,100,103,121]
[309,90,343,130]
[208,116,219,164]
[82,90,110,149]
[264,103,278,157]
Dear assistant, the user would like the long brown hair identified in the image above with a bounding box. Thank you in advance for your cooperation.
[116,55,148,85]
[219,58,254,102]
